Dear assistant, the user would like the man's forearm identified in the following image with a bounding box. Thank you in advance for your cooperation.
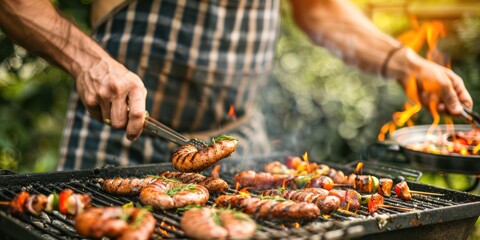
[290,0,417,80]
[0,0,108,78]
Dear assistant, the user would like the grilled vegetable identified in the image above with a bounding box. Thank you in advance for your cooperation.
[7,189,91,217]
[394,181,412,201]
[353,175,379,194]
[378,178,393,197]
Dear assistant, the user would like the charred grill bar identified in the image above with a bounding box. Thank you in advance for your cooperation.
[0,159,479,240]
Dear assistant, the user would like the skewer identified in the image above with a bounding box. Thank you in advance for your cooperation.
[0,201,10,206]
[381,204,415,212]
[410,190,444,196]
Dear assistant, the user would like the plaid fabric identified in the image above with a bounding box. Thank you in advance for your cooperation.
[57,0,279,170]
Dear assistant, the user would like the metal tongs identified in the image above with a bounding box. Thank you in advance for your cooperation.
[461,104,480,129]
[143,112,208,150]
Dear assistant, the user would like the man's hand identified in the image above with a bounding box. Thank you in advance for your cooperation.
[389,48,472,116]
[76,59,147,140]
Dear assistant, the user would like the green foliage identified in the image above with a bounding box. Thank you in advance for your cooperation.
[0,0,91,172]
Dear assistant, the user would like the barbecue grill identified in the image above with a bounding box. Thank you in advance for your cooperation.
[0,155,479,240]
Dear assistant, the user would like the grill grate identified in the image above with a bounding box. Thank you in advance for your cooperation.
[0,161,479,240]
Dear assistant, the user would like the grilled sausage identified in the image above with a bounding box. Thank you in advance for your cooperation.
[139,180,209,209]
[102,176,157,196]
[158,171,229,193]
[215,195,320,220]
[171,139,238,172]
[220,209,256,239]
[181,208,228,239]
[261,189,340,215]
[233,171,304,190]
[181,208,256,239]
[75,207,155,240]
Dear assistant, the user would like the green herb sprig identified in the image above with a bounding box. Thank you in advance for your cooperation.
[165,184,197,197]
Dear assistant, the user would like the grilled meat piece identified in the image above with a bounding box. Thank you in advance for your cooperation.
[261,188,340,215]
[233,170,308,190]
[181,208,256,240]
[215,195,320,220]
[328,189,362,211]
[139,180,209,209]
[75,207,155,240]
[102,176,157,196]
[158,171,228,193]
[171,139,238,172]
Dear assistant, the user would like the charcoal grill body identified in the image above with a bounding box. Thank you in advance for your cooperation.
[0,161,478,240]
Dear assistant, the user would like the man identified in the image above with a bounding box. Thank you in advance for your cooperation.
[0,0,472,170]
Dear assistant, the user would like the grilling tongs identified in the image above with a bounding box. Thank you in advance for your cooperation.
[461,104,480,129]
[143,112,208,150]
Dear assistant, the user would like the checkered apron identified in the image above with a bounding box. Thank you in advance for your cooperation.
[57,0,279,170]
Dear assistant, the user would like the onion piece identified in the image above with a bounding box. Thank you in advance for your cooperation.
[25,196,39,215]
[44,194,54,213]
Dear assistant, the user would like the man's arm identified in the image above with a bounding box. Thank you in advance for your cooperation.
[0,0,146,140]
[289,0,472,116]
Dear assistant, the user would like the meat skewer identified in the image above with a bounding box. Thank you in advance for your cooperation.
[268,159,444,199]
[2,189,91,218]
[180,207,256,240]
[215,194,321,221]
[75,206,156,240]
[157,171,229,193]
[171,136,238,172]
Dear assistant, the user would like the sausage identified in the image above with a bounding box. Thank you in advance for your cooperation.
[233,171,304,190]
[215,195,320,220]
[139,180,209,209]
[181,208,228,239]
[75,207,155,240]
[220,209,256,239]
[102,176,157,195]
[261,188,339,215]
[158,171,229,193]
[171,139,238,172]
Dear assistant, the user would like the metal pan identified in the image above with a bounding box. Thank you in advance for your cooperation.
[390,124,480,174]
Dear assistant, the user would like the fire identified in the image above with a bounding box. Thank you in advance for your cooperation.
[158,221,177,237]
[377,18,480,155]
[228,105,237,120]
[354,161,363,175]
[236,184,251,196]
[293,222,300,228]
[302,152,311,173]
[211,164,221,178]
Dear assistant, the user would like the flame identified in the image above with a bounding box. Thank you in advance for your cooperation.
[235,182,241,192]
[228,105,237,120]
[281,224,286,229]
[158,221,177,237]
[282,179,288,189]
[354,161,363,175]
[238,187,251,197]
[211,164,221,178]
[302,152,311,173]
[293,222,300,228]
[378,19,450,141]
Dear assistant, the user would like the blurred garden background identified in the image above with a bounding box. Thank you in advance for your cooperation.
[1,0,480,236]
